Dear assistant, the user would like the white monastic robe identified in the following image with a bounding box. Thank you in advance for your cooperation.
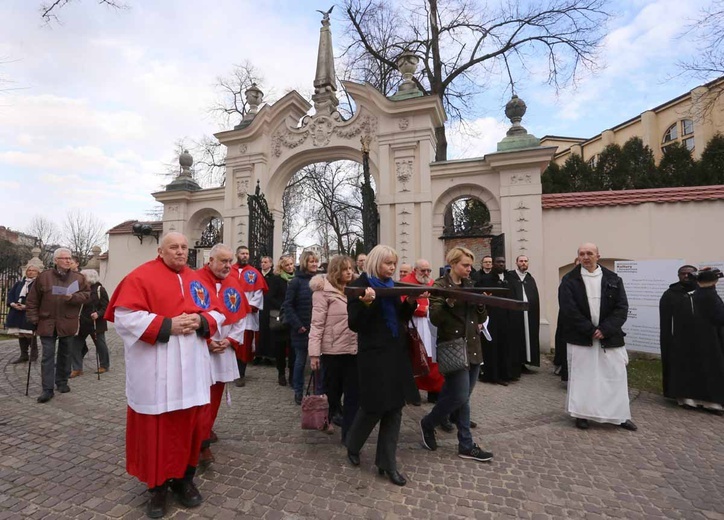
[515,269,532,362]
[566,266,631,424]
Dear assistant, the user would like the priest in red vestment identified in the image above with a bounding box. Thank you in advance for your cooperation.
[105,232,224,518]
[196,244,250,464]
[400,259,445,402]
[231,245,268,386]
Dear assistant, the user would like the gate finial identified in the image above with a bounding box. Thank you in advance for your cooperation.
[312,7,339,116]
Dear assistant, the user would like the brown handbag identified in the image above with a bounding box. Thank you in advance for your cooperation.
[408,321,430,377]
[301,372,330,431]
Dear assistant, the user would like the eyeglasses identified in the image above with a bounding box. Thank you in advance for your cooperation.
[56,257,72,261]
[418,269,432,273]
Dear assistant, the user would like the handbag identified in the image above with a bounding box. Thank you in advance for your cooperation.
[301,372,330,431]
[407,321,430,377]
[436,337,468,375]
[269,308,287,332]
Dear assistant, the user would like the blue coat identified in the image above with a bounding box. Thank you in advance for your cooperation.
[283,269,315,344]
[5,277,35,330]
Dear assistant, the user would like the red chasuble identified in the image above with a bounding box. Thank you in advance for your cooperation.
[105,257,223,488]
[400,272,444,394]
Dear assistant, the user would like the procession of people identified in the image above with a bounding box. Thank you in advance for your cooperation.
[4,232,723,519]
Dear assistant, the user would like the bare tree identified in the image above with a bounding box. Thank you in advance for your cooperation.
[63,209,105,267]
[678,0,724,115]
[26,215,60,266]
[340,0,610,160]
[281,171,310,255]
[39,0,128,23]
[209,61,272,129]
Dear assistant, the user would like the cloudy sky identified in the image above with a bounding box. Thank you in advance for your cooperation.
[0,0,716,244]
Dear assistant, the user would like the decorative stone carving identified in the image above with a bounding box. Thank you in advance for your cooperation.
[239,144,248,154]
[236,178,250,200]
[166,204,179,213]
[398,118,409,130]
[271,112,378,157]
[395,159,413,191]
[511,174,532,184]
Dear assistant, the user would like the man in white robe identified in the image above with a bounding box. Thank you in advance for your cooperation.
[558,242,637,431]
[105,232,224,518]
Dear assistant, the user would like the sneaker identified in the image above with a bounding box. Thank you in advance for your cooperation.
[420,419,437,451]
[458,443,493,462]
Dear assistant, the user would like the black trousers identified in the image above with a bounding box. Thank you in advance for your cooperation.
[346,407,402,472]
[321,354,359,437]
[275,333,295,377]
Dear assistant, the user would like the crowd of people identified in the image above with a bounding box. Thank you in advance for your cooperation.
[4,235,723,518]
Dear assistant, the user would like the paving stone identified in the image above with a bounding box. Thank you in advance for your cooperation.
[1,333,723,518]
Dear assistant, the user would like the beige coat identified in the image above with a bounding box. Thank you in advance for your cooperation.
[308,275,358,357]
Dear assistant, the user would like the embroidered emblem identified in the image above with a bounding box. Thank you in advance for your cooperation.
[243,270,257,285]
[223,287,242,313]
[190,280,210,309]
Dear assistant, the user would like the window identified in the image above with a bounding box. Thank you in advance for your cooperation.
[662,119,695,154]
[586,154,598,168]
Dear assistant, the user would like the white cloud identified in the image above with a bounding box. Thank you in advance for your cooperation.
[447,117,510,159]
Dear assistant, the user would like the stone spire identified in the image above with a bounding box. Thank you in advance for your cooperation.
[312,6,339,116]
[166,149,201,191]
[496,94,540,152]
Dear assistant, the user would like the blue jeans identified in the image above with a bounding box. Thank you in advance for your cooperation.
[422,363,481,451]
[292,336,309,397]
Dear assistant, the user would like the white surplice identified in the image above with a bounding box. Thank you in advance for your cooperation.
[209,281,243,384]
[241,289,264,332]
[115,307,223,415]
[565,266,631,424]
[411,313,438,361]
[515,269,532,363]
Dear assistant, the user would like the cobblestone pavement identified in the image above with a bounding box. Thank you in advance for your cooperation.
[1,331,723,520]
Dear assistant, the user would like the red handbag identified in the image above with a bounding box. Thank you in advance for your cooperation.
[301,372,330,431]
[408,321,430,377]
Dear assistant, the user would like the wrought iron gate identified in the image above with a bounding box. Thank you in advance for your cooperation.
[490,233,505,260]
[0,256,23,329]
[248,181,274,267]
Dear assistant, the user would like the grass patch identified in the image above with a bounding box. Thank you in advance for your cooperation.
[627,356,663,395]
[0,334,14,341]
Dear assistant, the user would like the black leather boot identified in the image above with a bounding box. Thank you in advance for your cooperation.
[146,483,168,518]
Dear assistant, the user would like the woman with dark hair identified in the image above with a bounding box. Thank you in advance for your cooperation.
[6,265,40,363]
[346,245,421,486]
[283,250,320,405]
[308,255,359,442]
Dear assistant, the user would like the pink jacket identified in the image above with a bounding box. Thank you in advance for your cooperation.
[308,274,358,357]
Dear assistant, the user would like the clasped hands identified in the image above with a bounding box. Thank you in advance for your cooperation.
[208,338,231,354]
[170,313,202,335]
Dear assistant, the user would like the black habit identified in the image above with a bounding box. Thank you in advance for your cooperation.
[258,270,286,359]
[505,270,541,367]
[659,280,696,399]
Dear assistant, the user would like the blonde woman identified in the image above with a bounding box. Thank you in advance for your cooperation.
[345,245,421,486]
[6,265,40,363]
[308,255,359,442]
[282,250,320,404]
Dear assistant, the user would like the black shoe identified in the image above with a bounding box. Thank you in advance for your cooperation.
[294,393,302,405]
[10,356,29,364]
[439,419,454,433]
[458,443,493,462]
[420,419,437,451]
[378,468,407,486]
[347,450,360,467]
[234,377,246,387]
[332,413,343,427]
[146,485,168,518]
[57,385,70,394]
[278,374,287,386]
[410,398,422,406]
[575,418,589,430]
[497,380,509,386]
[521,365,535,374]
[426,392,438,404]
[252,357,262,366]
[469,420,478,429]
[37,391,54,403]
[620,420,638,431]
[169,478,202,508]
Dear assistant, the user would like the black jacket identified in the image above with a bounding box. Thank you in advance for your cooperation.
[558,264,628,348]
[5,277,36,330]
[282,269,315,337]
[79,282,109,336]
[347,273,419,413]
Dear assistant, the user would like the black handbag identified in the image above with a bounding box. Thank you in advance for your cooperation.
[435,303,471,375]
[436,337,468,375]
[269,308,288,332]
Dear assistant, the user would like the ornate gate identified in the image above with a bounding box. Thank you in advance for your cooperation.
[248,181,274,267]
[191,217,223,268]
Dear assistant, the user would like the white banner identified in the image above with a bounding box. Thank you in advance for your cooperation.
[615,259,683,354]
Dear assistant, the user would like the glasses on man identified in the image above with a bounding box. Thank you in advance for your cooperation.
[418,268,432,273]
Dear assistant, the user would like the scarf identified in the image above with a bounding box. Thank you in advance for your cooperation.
[19,277,34,299]
[368,275,398,337]
[279,271,294,282]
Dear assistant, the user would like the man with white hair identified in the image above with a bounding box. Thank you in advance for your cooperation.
[26,247,90,404]
[196,244,250,465]
[105,232,224,518]
[558,242,637,432]
[398,263,413,281]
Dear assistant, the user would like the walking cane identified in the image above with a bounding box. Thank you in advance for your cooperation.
[25,353,32,397]
[93,320,100,381]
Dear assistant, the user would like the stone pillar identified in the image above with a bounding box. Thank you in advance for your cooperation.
[23,247,44,273]
[85,245,103,271]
